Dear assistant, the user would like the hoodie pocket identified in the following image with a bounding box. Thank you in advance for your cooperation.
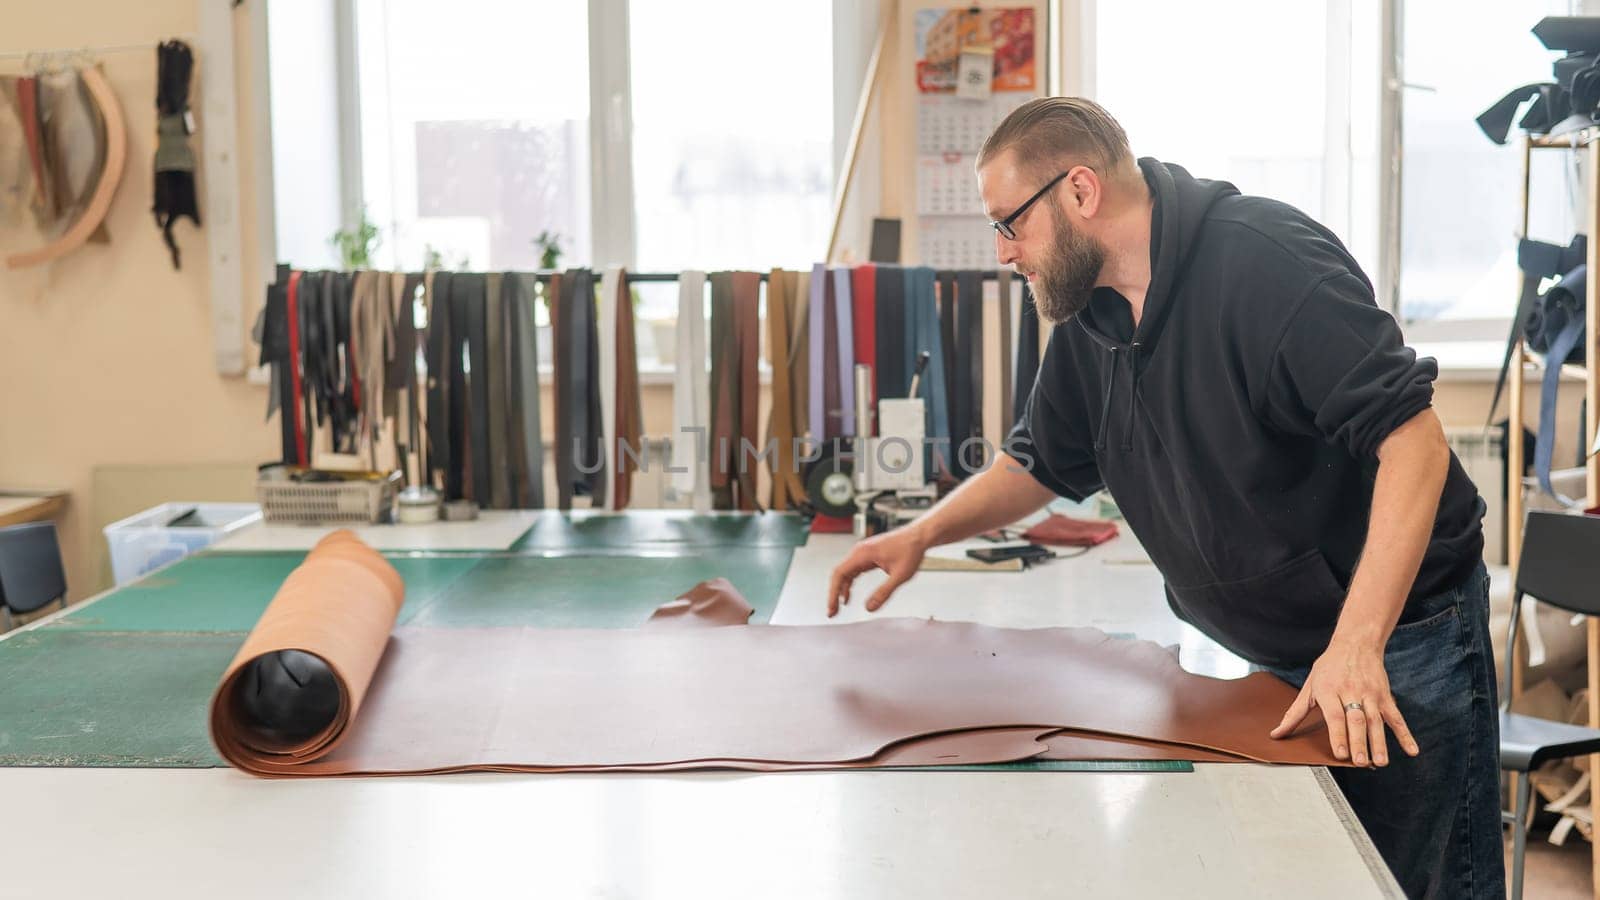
[1165,549,1346,669]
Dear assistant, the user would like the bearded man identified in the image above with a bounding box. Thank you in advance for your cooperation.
[826,97,1501,900]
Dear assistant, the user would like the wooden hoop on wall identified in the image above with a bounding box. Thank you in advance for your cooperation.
[5,66,128,270]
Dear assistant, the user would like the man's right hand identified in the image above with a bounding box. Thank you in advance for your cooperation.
[826,526,931,617]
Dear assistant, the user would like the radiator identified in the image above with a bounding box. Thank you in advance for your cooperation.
[1444,427,1506,565]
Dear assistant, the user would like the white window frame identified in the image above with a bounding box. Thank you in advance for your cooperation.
[253,0,863,279]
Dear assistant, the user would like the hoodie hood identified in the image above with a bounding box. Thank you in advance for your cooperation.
[1076,158,1239,355]
[1075,158,1239,453]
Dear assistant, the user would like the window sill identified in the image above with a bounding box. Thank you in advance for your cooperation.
[1413,340,1584,383]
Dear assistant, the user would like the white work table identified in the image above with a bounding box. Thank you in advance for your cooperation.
[0,525,1402,899]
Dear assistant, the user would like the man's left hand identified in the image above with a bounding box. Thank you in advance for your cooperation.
[1269,639,1420,767]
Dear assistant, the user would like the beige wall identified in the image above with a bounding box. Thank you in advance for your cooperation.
[2,0,275,601]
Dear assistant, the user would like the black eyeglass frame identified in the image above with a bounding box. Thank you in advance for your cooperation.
[988,169,1077,240]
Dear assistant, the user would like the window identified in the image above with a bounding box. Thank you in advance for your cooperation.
[1095,0,1381,282]
[626,1,834,369]
[1398,0,1577,324]
[353,0,593,272]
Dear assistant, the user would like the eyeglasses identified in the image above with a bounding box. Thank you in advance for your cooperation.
[988,170,1072,241]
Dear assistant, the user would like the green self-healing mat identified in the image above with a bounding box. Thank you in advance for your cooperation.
[45,553,482,633]
[510,511,810,551]
[407,547,796,628]
[0,630,236,767]
[1,544,796,767]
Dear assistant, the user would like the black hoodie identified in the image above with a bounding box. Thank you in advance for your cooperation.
[1007,158,1485,670]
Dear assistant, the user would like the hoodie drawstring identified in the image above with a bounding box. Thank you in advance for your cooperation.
[1122,342,1142,452]
[1093,347,1118,453]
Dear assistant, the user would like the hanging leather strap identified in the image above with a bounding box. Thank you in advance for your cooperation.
[286,269,307,465]
[982,273,1005,461]
[551,270,574,509]
[614,270,643,510]
[809,263,828,442]
[670,271,711,512]
[598,268,622,508]
[511,274,546,508]
[458,274,490,503]
[474,273,505,509]
[425,271,454,492]
[555,269,602,508]
[908,266,950,475]
[852,264,877,426]
[445,274,472,499]
[709,272,736,508]
[822,271,841,441]
[733,271,762,511]
[766,269,804,509]
[875,264,906,401]
[938,270,958,449]
[792,268,810,447]
[832,268,856,438]
[958,270,984,477]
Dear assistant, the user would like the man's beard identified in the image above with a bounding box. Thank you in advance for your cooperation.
[1030,199,1106,326]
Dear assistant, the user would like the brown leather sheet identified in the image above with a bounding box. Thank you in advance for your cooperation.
[209,533,1339,776]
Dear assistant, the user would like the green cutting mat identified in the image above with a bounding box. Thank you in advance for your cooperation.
[0,630,235,767]
[510,511,810,551]
[45,553,482,633]
[407,547,795,628]
[1,544,798,767]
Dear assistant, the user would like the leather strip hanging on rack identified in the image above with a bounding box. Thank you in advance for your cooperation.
[14,77,49,222]
[207,533,1344,777]
[613,271,643,510]
[852,264,877,424]
[459,274,491,503]
[670,271,711,512]
[424,271,455,493]
[982,275,1005,462]
[791,267,811,445]
[446,274,473,499]
[811,264,831,442]
[905,266,949,475]
[937,270,958,462]
[154,40,199,268]
[554,269,603,509]
[508,274,546,508]
[735,272,760,510]
[875,264,907,401]
[943,271,983,479]
[709,273,736,507]
[708,272,762,511]
[765,269,808,510]
[286,270,308,465]
[484,273,512,509]
[832,268,857,438]
[599,268,622,509]
[0,78,30,222]
[38,68,110,242]
[1012,279,1042,431]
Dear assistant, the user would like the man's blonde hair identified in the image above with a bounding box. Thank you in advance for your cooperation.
[977,97,1133,182]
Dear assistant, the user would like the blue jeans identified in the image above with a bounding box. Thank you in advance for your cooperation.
[1265,560,1504,899]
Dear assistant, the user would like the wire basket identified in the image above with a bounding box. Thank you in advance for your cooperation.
[256,471,400,525]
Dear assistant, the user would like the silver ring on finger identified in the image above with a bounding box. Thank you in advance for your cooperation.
[1343,701,1363,712]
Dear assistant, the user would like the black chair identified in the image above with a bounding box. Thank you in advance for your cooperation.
[0,521,68,631]
[1502,510,1600,900]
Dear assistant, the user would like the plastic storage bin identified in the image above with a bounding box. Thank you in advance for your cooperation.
[103,502,263,586]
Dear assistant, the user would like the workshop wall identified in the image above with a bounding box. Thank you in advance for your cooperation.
[0,0,275,602]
